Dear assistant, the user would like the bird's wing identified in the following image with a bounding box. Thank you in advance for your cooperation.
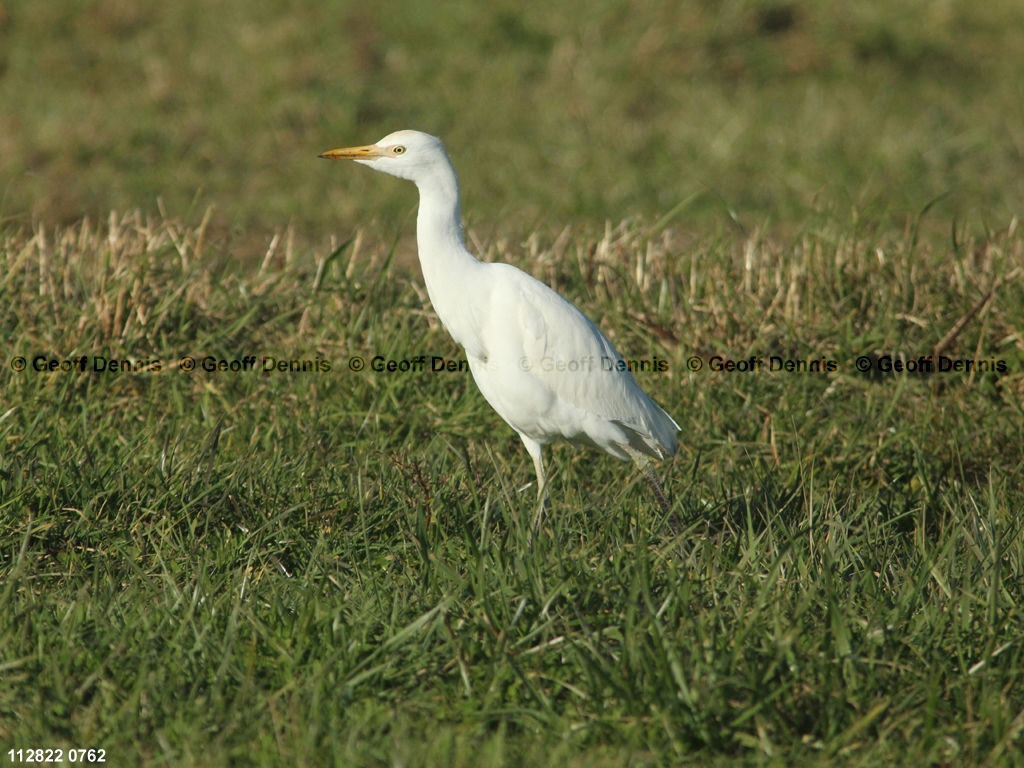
[480,264,679,459]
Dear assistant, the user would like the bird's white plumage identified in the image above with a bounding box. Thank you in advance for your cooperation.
[466,264,678,460]
[323,129,679,497]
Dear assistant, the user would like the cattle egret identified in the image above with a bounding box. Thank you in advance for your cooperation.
[320,130,679,520]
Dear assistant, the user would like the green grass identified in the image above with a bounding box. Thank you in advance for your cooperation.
[2,0,1024,763]
[1,0,1024,236]
[2,213,1023,765]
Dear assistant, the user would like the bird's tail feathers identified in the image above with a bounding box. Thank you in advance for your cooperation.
[614,417,678,461]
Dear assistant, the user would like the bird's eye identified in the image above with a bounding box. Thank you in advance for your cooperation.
[392,146,406,155]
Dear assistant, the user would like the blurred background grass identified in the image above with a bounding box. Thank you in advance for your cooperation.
[1,0,1023,240]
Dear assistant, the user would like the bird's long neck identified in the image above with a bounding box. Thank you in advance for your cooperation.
[414,166,481,339]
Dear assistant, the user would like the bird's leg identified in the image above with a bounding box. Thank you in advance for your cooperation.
[521,437,548,544]
[531,450,548,506]
[529,449,549,544]
[622,445,672,518]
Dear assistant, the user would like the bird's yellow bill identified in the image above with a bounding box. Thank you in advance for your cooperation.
[318,144,384,160]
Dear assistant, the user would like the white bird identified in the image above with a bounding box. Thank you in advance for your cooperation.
[321,130,679,520]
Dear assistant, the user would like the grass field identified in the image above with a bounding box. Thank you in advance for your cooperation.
[1,213,1023,765]
[2,0,1024,235]
[3,0,1024,765]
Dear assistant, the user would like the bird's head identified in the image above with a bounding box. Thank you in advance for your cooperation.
[319,130,450,183]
